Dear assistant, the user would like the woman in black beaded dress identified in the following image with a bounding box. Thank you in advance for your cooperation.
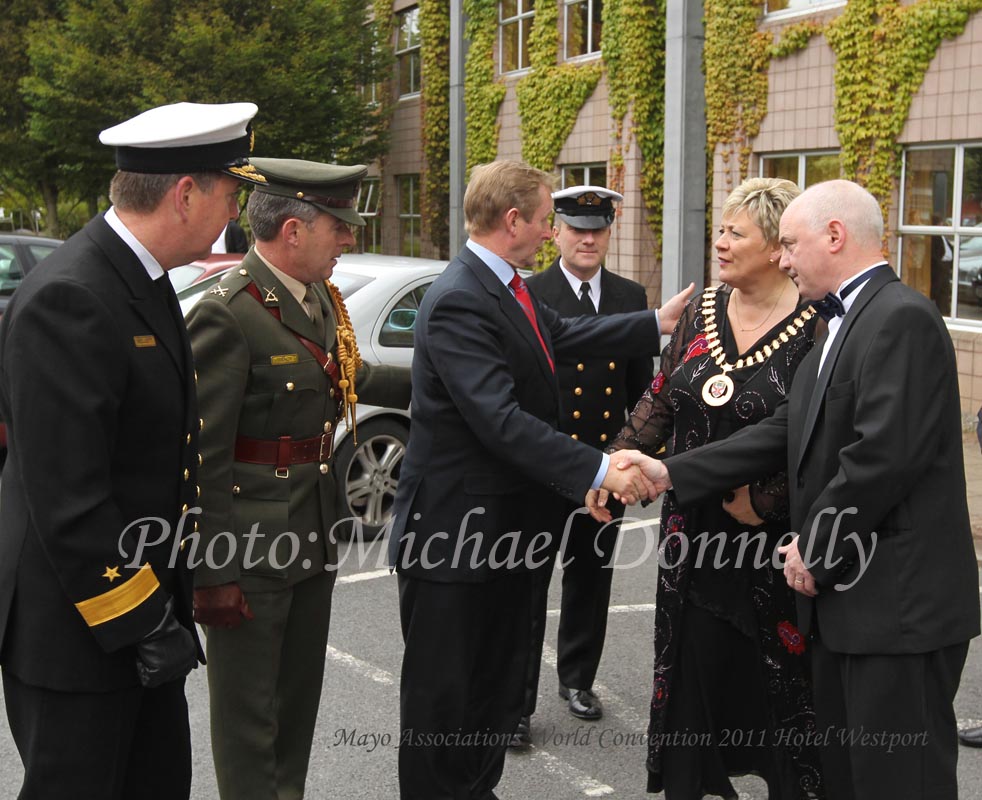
[608,178,825,799]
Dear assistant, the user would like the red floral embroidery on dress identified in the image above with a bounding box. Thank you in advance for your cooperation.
[652,677,668,709]
[777,620,805,655]
[683,336,709,363]
[651,372,666,394]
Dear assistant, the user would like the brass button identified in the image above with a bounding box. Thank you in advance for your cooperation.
[576,363,585,372]
[574,387,583,396]
[324,421,333,433]
[319,463,330,474]
[199,418,204,431]
[194,370,199,382]
[329,388,335,398]
[603,411,611,419]
[193,521,200,532]
[608,361,616,370]
[198,453,203,466]
[196,485,201,498]
[571,433,579,440]
[604,387,612,396]
[183,468,190,480]
[232,485,241,495]
[286,382,295,391]
[180,539,187,551]
[181,504,189,514]
[573,410,581,419]
[239,268,248,276]
[600,434,608,442]
[186,433,192,445]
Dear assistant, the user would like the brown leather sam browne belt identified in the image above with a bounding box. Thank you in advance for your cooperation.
[235,432,335,479]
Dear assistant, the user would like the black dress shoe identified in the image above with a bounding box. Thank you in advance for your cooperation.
[959,726,982,747]
[508,715,532,748]
[559,685,603,720]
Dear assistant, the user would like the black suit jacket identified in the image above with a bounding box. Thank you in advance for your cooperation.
[389,246,663,582]
[666,267,980,655]
[0,214,201,691]
[526,259,652,448]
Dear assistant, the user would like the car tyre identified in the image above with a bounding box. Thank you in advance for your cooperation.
[333,418,409,542]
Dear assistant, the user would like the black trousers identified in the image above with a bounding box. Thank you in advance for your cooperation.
[524,503,622,715]
[398,571,532,800]
[3,669,191,800]
[810,636,968,800]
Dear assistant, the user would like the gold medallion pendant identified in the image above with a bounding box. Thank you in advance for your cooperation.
[702,372,735,406]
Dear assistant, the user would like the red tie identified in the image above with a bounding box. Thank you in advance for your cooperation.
[509,273,554,372]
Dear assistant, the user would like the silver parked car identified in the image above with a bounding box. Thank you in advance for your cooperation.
[176,252,448,538]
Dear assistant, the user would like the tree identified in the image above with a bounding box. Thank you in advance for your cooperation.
[12,0,392,235]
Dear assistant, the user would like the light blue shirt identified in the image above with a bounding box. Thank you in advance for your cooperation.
[465,239,609,490]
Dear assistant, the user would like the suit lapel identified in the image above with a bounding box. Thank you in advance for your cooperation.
[597,267,622,314]
[90,216,187,377]
[795,267,898,471]
[459,248,555,381]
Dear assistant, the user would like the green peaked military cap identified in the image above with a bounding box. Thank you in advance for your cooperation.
[247,156,368,226]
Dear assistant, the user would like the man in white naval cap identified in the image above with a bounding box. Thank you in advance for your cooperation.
[518,185,654,744]
[0,101,262,800]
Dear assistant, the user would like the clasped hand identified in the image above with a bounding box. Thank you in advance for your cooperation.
[585,450,671,522]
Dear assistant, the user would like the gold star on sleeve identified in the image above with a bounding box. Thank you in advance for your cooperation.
[102,566,121,583]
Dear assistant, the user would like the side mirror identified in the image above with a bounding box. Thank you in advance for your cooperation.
[387,308,418,331]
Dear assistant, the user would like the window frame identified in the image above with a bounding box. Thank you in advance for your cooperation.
[897,143,982,327]
[563,0,603,62]
[397,174,421,258]
[559,163,609,190]
[396,6,422,98]
[499,0,535,75]
[759,150,842,188]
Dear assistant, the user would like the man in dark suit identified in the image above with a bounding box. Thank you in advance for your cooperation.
[0,101,260,800]
[604,180,980,800]
[390,160,693,799]
[188,157,411,800]
[517,186,651,742]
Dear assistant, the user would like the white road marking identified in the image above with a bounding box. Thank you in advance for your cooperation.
[325,645,396,686]
[545,603,655,618]
[337,568,393,584]
[619,517,660,532]
[524,748,614,796]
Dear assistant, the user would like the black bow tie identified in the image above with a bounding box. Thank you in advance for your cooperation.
[812,265,891,322]
[814,292,845,321]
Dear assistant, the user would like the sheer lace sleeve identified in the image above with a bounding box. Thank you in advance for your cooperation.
[749,472,790,522]
[607,299,698,458]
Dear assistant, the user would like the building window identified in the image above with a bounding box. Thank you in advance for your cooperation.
[898,144,982,323]
[500,0,533,74]
[560,163,608,189]
[761,152,842,188]
[564,0,602,60]
[398,175,421,257]
[764,0,846,16]
[396,7,421,97]
[357,178,382,254]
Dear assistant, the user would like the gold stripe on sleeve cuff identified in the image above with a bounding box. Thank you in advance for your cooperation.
[74,564,160,627]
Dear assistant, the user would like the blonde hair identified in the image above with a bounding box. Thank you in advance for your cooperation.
[464,160,554,236]
[722,177,801,245]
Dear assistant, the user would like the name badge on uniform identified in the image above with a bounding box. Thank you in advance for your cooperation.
[133,335,157,348]
[270,354,299,365]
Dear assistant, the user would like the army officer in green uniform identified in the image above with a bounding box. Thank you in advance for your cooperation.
[187,157,411,800]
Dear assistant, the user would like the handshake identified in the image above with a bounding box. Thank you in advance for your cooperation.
[587,449,672,522]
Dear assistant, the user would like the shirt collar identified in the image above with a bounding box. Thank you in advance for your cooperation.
[253,246,308,308]
[558,260,601,304]
[103,207,165,281]
[837,261,889,315]
[466,239,517,287]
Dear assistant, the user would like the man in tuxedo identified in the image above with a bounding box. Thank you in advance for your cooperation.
[390,159,693,799]
[516,186,651,743]
[188,157,411,800]
[0,101,260,800]
[604,180,980,800]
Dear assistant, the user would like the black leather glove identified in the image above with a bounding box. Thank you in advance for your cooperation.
[135,598,198,688]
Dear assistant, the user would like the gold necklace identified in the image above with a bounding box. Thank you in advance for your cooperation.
[699,286,816,407]
[732,280,789,332]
